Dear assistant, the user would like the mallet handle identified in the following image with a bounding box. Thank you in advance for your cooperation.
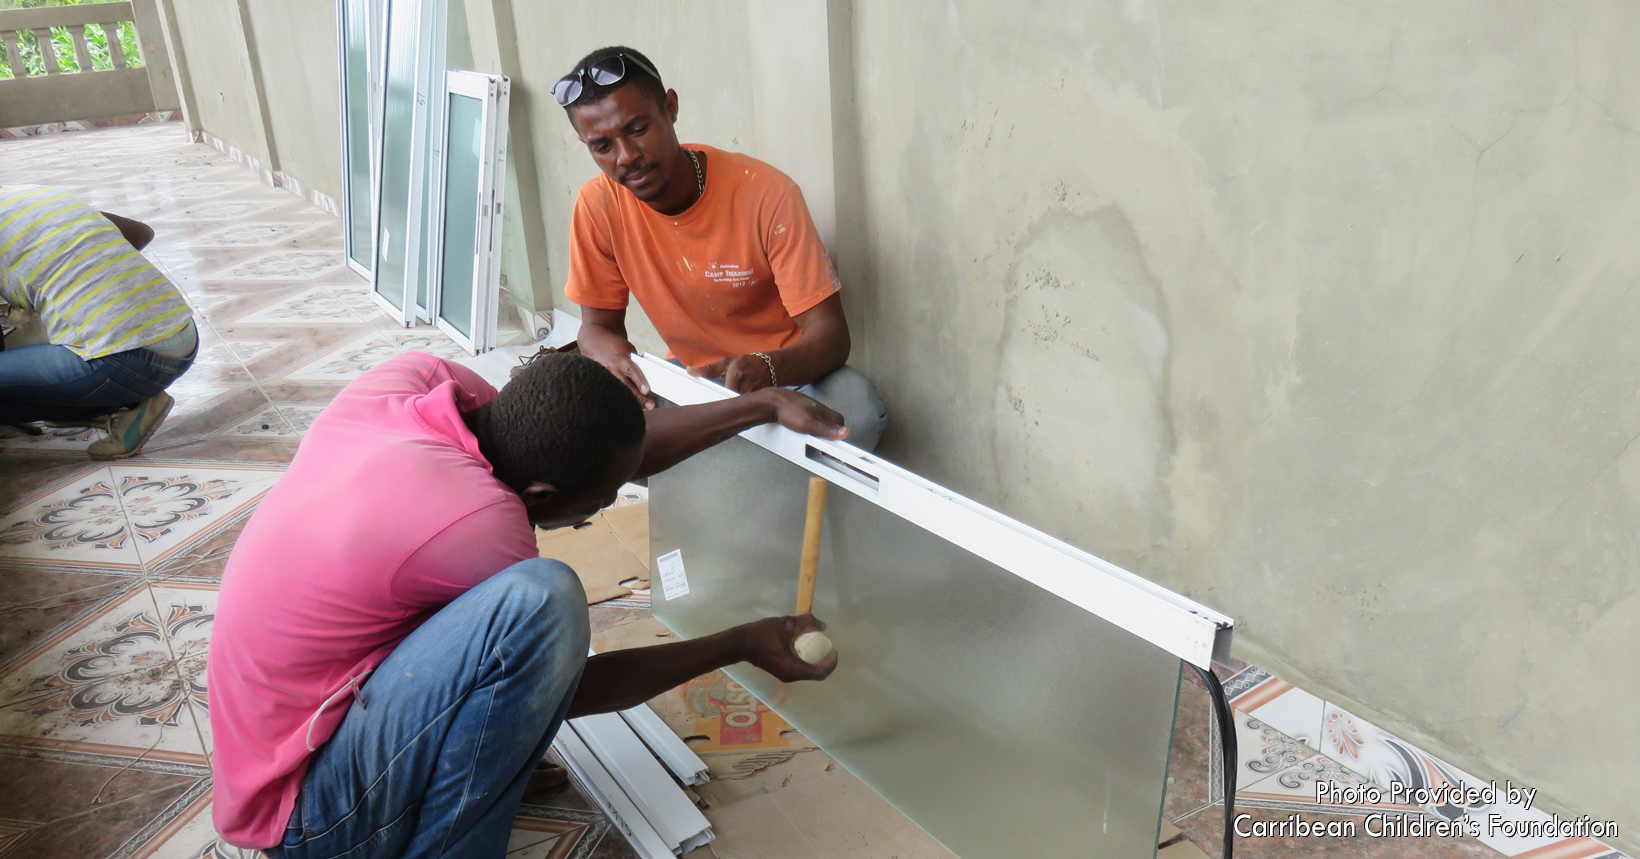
[795,476,828,615]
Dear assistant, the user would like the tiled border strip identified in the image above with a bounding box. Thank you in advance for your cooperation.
[1222,663,1630,859]
[0,110,180,140]
[189,128,343,218]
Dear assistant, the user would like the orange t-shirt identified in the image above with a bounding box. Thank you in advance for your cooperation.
[565,145,840,368]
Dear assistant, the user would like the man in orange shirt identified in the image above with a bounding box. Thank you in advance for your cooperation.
[557,46,887,451]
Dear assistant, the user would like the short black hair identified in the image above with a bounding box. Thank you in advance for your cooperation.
[562,46,667,113]
[486,352,646,494]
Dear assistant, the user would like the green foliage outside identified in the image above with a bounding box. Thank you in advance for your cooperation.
[0,0,142,80]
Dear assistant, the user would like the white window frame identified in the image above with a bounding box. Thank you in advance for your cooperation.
[426,69,509,354]
[634,353,1235,669]
[336,0,384,278]
[368,0,444,326]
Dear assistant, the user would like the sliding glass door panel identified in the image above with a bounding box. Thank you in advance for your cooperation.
[371,0,445,324]
[650,436,1182,859]
[370,0,418,321]
[430,70,508,353]
[438,91,481,338]
[338,0,375,275]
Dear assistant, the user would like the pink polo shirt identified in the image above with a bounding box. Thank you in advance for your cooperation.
[208,353,537,849]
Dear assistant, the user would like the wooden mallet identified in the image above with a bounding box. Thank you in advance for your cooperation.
[792,476,833,663]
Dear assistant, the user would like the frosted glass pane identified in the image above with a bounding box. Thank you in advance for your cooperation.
[651,436,1180,859]
[437,92,482,338]
[373,0,418,311]
[341,0,372,270]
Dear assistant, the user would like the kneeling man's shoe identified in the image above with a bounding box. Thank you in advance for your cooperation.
[88,392,173,460]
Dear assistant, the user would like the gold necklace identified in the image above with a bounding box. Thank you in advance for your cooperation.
[686,148,704,198]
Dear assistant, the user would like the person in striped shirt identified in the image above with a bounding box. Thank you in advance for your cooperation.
[0,184,196,459]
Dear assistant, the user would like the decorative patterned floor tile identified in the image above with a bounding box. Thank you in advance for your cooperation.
[146,583,215,762]
[144,246,269,280]
[0,568,135,672]
[0,467,144,571]
[1238,751,1423,814]
[122,792,606,859]
[1228,668,1325,749]
[0,465,280,574]
[284,250,347,278]
[201,251,312,281]
[193,340,283,365]
[183,292,239,312]
[1214,708,1320,795]
[506,812,604,859]
[0,585,209,765]
[228,284,367,326]
[113,466,282,572]
[123,786,219,859]
[153,200,284,222]
[276,329,471,382]
[329,286,381,317]
[188,222,316,248]
[214,403,326,439]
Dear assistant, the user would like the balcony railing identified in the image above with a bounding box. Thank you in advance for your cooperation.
[0,0,179,128]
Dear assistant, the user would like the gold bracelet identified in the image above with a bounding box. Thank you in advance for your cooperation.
[751,351,778,387]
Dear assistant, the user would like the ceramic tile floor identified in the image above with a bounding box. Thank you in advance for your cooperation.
[0,124,1533,859]
[0,123,598,859]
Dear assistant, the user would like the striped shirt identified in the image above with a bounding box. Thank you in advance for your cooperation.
[0,185,191,360]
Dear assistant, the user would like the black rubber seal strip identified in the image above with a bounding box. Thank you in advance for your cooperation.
[1192,663,1237,859]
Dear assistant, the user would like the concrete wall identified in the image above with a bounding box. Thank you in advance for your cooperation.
[838,0,1640,843]
[162,0,1640,845]
[243,0,342,198]
[164,0,267,163]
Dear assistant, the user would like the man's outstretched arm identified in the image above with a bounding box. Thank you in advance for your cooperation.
[634,386,848,479]
[567,614,838,718]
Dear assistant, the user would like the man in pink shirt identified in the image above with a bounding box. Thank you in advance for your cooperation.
[209,350,842,856]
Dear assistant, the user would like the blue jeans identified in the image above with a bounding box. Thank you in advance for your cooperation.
[793,364,888,452]
[686,362,889,452]
[0,342,194,424]
[272,559,590,859]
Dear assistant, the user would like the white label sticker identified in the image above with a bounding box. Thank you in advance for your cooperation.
[656,549,690,600]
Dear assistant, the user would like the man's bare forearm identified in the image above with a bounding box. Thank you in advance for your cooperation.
[567,616,837,719]
[578,318,628,351]
[635,393,777,479]
[764,293,851,387]
[567,627,747,718]
[766,326,849,387]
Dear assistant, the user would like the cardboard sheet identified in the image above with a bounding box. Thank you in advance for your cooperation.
[535,503,651,604]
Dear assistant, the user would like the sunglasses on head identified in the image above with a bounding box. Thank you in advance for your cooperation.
[553,53,663,107]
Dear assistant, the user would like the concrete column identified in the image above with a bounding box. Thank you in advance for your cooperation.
[128,0,181,111]
[147,0,198,129]
[230,0,279,172]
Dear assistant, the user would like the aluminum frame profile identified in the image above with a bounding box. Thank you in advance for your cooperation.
[558,647,712,856]
[368,0,443,325]
[552,726,677,859]
[619,705,709,786]
[335,0,377,278]
[633,352,1234,670]
[571,713,714,854]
